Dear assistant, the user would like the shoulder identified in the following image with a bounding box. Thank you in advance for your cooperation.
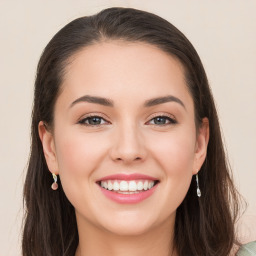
[236,241,256,256]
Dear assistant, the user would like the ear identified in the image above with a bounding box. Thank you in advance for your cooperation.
[38,121,59,174]
[193,117,210,175]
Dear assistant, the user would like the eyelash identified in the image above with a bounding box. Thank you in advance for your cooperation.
[148,114,177,126]
[78,113,177,127]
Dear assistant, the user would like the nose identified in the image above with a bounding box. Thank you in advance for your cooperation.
[109,122,147,165]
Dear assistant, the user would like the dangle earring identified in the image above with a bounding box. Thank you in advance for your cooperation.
[196,173,201,197]
[51,173,58,190]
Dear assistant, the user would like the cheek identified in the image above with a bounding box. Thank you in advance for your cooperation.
[151,131,196,174]
[53,129,106,205]
[55,130,104,175]
[149,131,196,205]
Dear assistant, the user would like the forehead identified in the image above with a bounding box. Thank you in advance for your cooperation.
[60,40,193,110]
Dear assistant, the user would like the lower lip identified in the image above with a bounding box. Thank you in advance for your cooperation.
[98,183,159,204]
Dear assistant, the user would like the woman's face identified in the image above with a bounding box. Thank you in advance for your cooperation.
[40,41,209,236]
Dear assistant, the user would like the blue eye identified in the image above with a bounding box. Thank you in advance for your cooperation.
[78,115,108,126]
[148,115,177,126]
[78,114,177,127]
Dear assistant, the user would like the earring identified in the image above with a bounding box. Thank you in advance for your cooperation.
[196,173,201,197]
[51,173,58,190]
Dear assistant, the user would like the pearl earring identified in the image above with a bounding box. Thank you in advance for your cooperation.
[51,173,58,190]
[196,173,201,197]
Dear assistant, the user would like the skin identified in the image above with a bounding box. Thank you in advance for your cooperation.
[39,40,209,256]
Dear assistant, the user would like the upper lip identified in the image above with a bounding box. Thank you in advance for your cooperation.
[96,173,159,182]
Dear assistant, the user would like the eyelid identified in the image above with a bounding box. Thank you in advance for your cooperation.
[147,112,176,122]
[77,113,110,126]
[145,113,177,127]
[77,112,177,127]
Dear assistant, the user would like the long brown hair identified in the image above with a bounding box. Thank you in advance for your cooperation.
[22,7,242,256]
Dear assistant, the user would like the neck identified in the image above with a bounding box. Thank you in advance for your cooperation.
[75,212,177,256]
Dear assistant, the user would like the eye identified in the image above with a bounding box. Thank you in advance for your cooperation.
[78,114,176,127]
[147,114,177,126]
[78,115,109,126]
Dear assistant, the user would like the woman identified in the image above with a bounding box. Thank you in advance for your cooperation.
[22,7,255,256]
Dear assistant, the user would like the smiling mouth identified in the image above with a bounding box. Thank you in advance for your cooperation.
[96,180,160,194]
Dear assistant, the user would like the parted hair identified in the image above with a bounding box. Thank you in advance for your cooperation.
[22,7,242,256]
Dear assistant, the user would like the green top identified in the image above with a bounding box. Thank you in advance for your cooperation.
[237,241,256,256]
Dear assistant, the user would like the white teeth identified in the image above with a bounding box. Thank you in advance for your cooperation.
[117,191,140,194]
[103,181,108,189]
[113,181,119,191]
[119,181,128,191]
[100,180,156,192]
[143,181,148,190]
[107,181,113,191]
[137,181,143,191]
[128,181,137,191]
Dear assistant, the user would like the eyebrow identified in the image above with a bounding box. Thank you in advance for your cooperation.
[70,95,186,109]
[70,95,114,108]
[144,95,185,109]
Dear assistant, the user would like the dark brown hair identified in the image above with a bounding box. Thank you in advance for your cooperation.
[22,7,242,256]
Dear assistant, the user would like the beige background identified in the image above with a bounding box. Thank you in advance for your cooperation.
[0,0,255,255]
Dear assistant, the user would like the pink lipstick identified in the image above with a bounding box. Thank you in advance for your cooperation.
[96,173,159,204]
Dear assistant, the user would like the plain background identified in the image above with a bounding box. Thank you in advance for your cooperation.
[0,1,255,255]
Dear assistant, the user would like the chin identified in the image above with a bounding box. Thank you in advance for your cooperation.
[97,211,159,236]
[103,221,154,237]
